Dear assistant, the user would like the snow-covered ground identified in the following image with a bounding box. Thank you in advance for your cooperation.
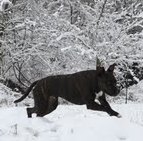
[0,105,143,141]
[0,82,143,141]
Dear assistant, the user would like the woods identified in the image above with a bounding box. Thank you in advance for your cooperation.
[0,0,143,96]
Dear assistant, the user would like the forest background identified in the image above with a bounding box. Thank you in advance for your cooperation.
[0,0,143,103]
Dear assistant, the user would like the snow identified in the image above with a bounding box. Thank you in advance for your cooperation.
[128,80,143,103]
[0,83,33,107]
[0,105,143,141]
[0,0,12,11]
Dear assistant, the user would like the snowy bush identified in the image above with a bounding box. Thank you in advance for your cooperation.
[0,83,32,107]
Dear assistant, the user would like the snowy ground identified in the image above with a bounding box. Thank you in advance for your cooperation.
[0,81,143,141]
[0,104,143,141]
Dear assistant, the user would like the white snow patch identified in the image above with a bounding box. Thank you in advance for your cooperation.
[128,80,143,102]
[0,0,12,11]
[0,105,143,141]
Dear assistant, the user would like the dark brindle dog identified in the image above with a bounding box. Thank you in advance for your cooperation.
[14,64,121,118]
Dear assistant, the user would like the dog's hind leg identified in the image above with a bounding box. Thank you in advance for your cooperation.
[36,96,58,117]
[37,96,58,117]
[36,99,47,117]
[27,107,36,118]
[32,88,47,117]
[32,86,59,117]
[46,96,58,114]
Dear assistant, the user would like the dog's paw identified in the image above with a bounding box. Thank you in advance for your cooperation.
[117,113,122,118]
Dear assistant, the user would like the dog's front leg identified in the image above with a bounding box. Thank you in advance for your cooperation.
[86,100,110,114]
[98,92,121,117]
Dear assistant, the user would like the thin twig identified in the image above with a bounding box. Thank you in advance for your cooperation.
[97,0,108,26]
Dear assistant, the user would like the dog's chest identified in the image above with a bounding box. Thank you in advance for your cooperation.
[94,92,103,104]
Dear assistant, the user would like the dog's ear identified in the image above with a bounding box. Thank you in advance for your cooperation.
[97,66,105,76]
[107,63,117,73]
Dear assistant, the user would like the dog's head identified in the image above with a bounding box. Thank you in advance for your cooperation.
[97,64,120,96]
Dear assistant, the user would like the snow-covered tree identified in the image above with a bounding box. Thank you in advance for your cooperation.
[0,0,143,91]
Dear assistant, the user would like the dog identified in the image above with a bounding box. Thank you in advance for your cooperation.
[14,64,121,118]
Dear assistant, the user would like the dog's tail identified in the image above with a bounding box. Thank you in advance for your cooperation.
[14,81,38,103]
